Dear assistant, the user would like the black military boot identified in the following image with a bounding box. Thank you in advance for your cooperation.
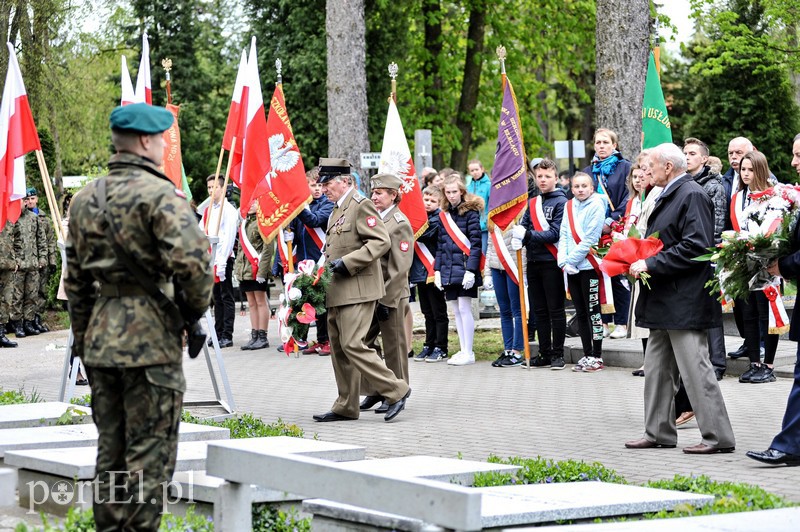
[34,314,49,333]
[23,320,40,336]
[0,330,17,348]
[250,330,269,350]
[241,330,258,351]
[13,320,25,338]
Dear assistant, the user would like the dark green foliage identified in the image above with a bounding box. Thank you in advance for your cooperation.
[474,455,627,487]
[69,394,92,407]
[252,505,312,532]
[180,411,305,439]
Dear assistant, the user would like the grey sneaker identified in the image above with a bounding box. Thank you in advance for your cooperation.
[499,353,523,367]
[425,347,448,363]
[550,356,566,370]
[749,365,776,384]
[739,362,760,383]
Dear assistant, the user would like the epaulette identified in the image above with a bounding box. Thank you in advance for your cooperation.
[393,212,406,224]
[353,193,365,203]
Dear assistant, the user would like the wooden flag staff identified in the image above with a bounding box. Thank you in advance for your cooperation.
[33,150,65,242]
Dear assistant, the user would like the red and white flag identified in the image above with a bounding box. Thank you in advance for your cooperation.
[378,99,428,238]
[120,55,135,106]
[238,37,270,218]
[134,32,151,104]
[0,42,41,231]
[254,81,312,240]
[222,49,247,188]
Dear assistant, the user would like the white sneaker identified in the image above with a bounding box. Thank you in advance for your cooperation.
[447,351,475,366]
[609,325,628,339]
[602,325,611,338]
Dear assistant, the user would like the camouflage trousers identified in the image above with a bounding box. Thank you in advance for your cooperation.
[11,269,39,320]
[0,270,15,323]
[86,364,184,532]
[37,266,50,314]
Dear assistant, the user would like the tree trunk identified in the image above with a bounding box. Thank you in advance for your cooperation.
[422,0,444,169]
[594,0,650,161]
[449,2,486,172]
[326,0,369,174]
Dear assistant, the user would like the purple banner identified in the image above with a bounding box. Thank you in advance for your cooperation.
[488,77,528,231]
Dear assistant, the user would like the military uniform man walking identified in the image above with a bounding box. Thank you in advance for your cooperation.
[360,173,414,414]
[65,103,212,531]
[313,159,411,423]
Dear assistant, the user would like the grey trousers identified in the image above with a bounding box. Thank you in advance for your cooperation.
[643,329,735,448]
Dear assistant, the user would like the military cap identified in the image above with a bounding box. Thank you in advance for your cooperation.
[317,158,352,184]
[370,173,404,191]
[24,187,38,198]
[109,103,174,134]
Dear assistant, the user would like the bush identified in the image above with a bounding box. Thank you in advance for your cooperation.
[180,411,304,439]
[252,505,311,532]
[0,387,43,406]
[474,455,627,487]
[70,394,92,407]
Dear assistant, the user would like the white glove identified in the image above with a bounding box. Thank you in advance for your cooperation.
[434,271,443,291]
[483,275,493,290]
[564,264,579,275]
[217,268,226,282]
[256,276,266,284]
[462,271,475,289]
[283,230,294,242]
[510,237,523,251]
[511,225,527,240]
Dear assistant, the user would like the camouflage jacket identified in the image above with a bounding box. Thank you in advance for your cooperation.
[233,213,273,282]
[36,211,58,268]
[65,153,213,368]
[0,222,15,270]
[14,208,44,270]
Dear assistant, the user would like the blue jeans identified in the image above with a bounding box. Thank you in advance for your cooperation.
[481,231,488,254]
[492,268,523,351]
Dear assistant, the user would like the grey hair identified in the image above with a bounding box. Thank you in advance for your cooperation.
[333,173,353,185]
[652,143,687,173]
[793,133,800,142]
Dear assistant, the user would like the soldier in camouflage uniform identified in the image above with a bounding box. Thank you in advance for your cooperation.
[11,195,45,337]
[65,103,212,531]
[0,222,18,347]
[24,187,57,332]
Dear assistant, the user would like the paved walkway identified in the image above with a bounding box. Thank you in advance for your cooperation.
[1,309,798,522]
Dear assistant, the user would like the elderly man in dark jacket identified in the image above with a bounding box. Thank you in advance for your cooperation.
[625,143,735,455]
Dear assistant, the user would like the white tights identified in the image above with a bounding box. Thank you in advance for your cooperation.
[449,296,475,355]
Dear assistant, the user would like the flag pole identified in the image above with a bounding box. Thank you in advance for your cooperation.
[389,62,397,103]
[212,136,236,237]
[275,57,295,274]
[34,150,65,242]
[653,20,661,75]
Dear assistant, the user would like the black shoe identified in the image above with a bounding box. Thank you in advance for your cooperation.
[241,331,258,350]
[250,330,269,350]
[218,338,233,348]
[313,411,357,422]
[384,389,411,422]
[207,338,214,347]
[0,332,17,348]
[34,314,49,333]
[739,362,760,383]
[414,345,433,362]
[749,365,776,384]
[359,395,383,411]
[746,448,800,466]
[23,320,39,336]
[492,351,510,367]
[632,368,645,377]
[425,347,448,363]
[530,354,552,368]
[75,375,89,386]
[499,353,523,367]
[550,356,566,370]
[728,343,747,359]
[374,400,390,414]
[12,321,25,338]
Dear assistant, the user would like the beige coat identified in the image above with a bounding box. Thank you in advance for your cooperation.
[378,207,413,308]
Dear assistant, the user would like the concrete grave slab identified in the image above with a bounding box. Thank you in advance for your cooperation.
[334,455,519,486]
[0,402,92,429]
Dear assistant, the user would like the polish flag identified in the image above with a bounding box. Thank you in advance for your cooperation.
[120,55,135,106]
[222,49,247,187]
[134,32,152,104]
[237,37,270,218]
[0,42,41,231]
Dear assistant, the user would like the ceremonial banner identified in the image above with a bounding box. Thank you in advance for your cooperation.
[0,42,41,231]
[161,103,183,189]
[134,32,152,104]
[641,51,671,149]
[120,55,135,106]
[378,99,427,238]
[255,82,311,241]
[238,38,270,217]
[488,75,527,231]
[223,50,247,188]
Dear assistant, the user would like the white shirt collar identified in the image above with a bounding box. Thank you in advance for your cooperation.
[337,186,354,208]
[379,204,395,219]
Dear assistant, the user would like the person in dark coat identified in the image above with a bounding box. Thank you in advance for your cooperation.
[747,133,800,466]
[625,143,735,455]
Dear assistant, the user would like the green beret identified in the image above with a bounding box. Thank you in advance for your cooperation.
[110,103,174,134]
[370,173,404,191]
[318,157,352,184]
[25,187,38,198]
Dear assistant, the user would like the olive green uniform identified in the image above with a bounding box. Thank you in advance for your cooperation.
[12,208,43,322]
[324,187,410,418]
[35,210,57,315]
[65,152,212,531]
[0,223,16,328]
[364,207,414,389]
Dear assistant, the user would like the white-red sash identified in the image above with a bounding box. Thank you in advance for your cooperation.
[529,197,558,261]
[201,206,220,282]
[730,190,745,231]
[491,226,519,285]
[764,284,790,335]
[566,199,615,314]
[239,218,260,279]
[304,224,326,252]
[439,211,486,273]
[414,242,436,283]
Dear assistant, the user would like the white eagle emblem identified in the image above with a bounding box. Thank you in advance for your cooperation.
[379,149,417,194]
[266,133,301,187]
